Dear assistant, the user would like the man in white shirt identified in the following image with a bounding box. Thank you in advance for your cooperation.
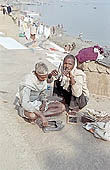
[14,62,65,126]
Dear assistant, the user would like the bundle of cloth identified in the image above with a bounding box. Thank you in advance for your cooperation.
[83,121,110,141]
[75,45,104,63]
[97,47,110,68]
[82,108,110,141]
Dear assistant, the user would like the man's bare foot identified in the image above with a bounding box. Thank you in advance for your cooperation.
[89,128,94,133]
[69,106,79,112]
[29,119,37,125]
[68,110,77,115]
[68,106,79,115]
[41,117,48,127]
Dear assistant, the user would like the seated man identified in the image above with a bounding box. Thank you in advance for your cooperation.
[51,54,89,114]
[14,62,65,126]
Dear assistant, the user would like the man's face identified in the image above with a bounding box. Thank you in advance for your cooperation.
[36,73,48,81]
[63,58,75,71]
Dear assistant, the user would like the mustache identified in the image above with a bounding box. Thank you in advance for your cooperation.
[63,67,71,71]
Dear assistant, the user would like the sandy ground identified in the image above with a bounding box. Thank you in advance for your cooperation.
[0,11,110,170]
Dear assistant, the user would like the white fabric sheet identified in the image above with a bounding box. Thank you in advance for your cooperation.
[46,58,61,67]
[0,32,5,35]
[46,53,61,59]
[0,37,27,49]
[49,42,65,53]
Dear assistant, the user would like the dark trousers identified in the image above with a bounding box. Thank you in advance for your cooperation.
[53,80,88,111]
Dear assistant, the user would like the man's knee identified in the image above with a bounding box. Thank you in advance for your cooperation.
[58,103,66,112]
[30,113,37,120]
[24,111,37,120]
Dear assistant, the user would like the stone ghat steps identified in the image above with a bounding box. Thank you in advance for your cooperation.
[81,61,110,74]
[79,61,110,97]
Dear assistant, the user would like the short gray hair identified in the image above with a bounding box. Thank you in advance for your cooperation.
[35,62,48,75]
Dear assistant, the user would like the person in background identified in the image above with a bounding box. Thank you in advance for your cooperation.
[3,6,6,15]
[68,43,71,52]
[78,32,83,41]
[7,5,12,15]
[64,44,68,52]
[70,42,76,51]
[30,23,37,41]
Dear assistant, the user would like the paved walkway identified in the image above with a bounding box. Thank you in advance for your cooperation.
[0,46,110,170]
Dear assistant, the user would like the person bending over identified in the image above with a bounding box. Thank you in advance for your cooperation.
[51,54,89,114]
[14,62,65,126]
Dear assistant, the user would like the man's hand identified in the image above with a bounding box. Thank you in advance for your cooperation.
[39,102,46,112]
[51,70,58,77]
[63,69,70,77]
[69,72,76,85]
[63,69,76,85]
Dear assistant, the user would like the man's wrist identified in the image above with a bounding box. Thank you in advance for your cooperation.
[70,76,76,85]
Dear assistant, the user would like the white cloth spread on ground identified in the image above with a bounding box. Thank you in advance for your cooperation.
[0,32,5,35]
[47,58,61,67]
[0,37,27,49]
[49,42,65,53]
